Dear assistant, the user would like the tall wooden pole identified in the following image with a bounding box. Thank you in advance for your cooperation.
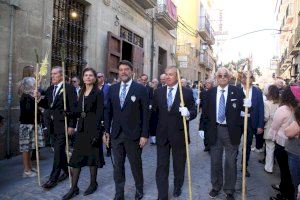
[176,69,192,200]
[242,59,251,200]
[61,47,72,187]
[197,81,201,113]
[34,59,41,186]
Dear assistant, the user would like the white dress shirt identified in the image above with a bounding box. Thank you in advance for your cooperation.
[242,85,253,100]
[119,79,133,98]
[166,83,178,106]
[216,85,228,124]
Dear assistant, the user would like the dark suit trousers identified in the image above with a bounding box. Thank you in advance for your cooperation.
[156,143,186,199]
[111,132,143,196]
[210,126,239,195]
[49,133,68,182]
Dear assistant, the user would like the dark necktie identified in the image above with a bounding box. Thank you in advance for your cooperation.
[52,85,58,102]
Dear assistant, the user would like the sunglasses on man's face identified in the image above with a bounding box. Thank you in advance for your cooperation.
[217,74,228,79]
[72,80,77,83]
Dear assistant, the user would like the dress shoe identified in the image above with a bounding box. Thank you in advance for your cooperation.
[84,182,98,196]
[113,194,125,200]
[58,173,68,182]
[42,180,57,189]
[226,193,235,200]
[62,187,79,200]
[208,189,219,198]
[173,187,182,197]
[135,190,143,200]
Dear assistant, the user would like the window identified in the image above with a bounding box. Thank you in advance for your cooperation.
[120,26,144,48]
[51,0,87,76]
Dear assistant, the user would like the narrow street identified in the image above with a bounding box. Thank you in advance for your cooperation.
[0,115,279,200]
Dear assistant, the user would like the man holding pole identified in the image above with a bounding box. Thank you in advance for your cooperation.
[152,66,196,200]
[36,66,77,189]
[200,67,247,200]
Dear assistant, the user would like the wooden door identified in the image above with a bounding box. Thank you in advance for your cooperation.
[106,32,122,80]
[132,45,144,79]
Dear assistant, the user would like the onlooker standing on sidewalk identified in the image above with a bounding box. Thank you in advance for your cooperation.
[284,86,300,200]
[18,77,45,178]
[269,86,296,200]
[263,85,280,173]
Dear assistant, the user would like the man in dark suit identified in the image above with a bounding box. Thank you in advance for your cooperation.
[200,67,246,200]
[152,66,196,200]
[157,73,166,88]
[97,72,111,156]
[238,71,264,177]
[104,60,149,200]
[36,66,77,189]
[140,74,153,105]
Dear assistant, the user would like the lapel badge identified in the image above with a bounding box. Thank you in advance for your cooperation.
[131,95,136,102]
[232,103,236,108]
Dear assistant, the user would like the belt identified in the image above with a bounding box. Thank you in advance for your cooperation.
[216,123,228,127]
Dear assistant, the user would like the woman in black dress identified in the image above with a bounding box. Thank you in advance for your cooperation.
[63,67,105,200]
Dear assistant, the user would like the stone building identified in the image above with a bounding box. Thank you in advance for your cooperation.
[0,0,177,159]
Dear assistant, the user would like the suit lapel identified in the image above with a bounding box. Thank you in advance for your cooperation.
[225,85,232,113]
[212,87,217,122]
[52,84,63,107]
[162,86,168,111]
[170,89,180,112]
[122,81,137,110]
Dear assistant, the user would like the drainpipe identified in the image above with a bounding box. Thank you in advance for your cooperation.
[150,17,155,80]
[5,0,18,159]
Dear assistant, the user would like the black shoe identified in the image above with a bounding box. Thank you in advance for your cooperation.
[208,189,219,198]
[58,173,68,182]
[226,194,235,200]
[173,187,182,197]
[204,147,210,152]
[271,184,280,192]
[62,187,79,200]
[135,190,143,200]
[246,169,250,177]
[84,182,98,196]
[42,180,57,189]
[113,194,125,200]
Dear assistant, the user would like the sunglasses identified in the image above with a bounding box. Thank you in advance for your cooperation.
[217,74,228,79]
[72,80,77,83]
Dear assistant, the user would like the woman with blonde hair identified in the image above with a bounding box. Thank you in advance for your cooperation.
[18,77,45,177]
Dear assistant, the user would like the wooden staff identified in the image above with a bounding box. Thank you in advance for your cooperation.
[197,81,201,113]
[242,59,251,200]
[34,50,41,186]
[176,69,193,200]
[60,46,72,187]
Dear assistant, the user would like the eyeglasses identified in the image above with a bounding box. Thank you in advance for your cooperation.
[72,80,77,83]
[217,74,228,79]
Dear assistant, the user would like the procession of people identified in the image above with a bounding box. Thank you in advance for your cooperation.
[14,60,300,200]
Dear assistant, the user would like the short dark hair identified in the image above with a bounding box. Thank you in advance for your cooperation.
[118,60,133,70]
[281,86,298,108]
[267,85,280,103]
[140,74,148,79]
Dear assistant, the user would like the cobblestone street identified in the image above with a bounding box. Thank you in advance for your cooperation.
[0,115,279,200]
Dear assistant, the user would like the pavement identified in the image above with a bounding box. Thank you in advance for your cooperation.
[0,114,280,200]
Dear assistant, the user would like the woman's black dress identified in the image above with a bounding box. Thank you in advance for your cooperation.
[69,86,105,168]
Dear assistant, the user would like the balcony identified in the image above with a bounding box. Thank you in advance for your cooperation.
[156,0,177,30]
[133,0,156,9]
[199,16,215,45]
[199,52,208,68]
[295,21,300,47]
[207,55,215,70]
[289,35,300,56]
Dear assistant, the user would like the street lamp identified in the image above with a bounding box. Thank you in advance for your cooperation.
[70,10,78,19]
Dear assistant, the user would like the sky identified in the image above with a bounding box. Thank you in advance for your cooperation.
[212,0,279,70]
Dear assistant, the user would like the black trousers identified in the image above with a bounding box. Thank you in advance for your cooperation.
[274,144,294,200]
[156,143,186,200]
[49,134,68,182]
[111,133,143,197]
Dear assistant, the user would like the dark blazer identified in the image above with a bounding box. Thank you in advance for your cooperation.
[152,86,197,147]
[104,81,149,140]
[76,86,104,134]
[145,85,154,106]
[237,85,264,129]
[39,83,77,129]
[100,84,110,109]
[200,85,245,145]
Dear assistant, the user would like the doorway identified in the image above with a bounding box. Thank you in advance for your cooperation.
[122,41,133,62]
[158,47,167,76]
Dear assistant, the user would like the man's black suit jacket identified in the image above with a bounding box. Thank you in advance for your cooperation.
[39,83,78,131]
[152,86,197,147]
[200,85,245,145]
[104,81,149,140]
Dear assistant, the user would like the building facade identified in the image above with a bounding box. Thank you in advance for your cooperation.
[0,0,177,159]
[276,0,300,80]
[175,0,215,83]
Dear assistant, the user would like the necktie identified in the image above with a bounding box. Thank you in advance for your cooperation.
[52,85,58,102]
[167,88,174,111]
[218,89,226,123]
[120,83,127,108]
